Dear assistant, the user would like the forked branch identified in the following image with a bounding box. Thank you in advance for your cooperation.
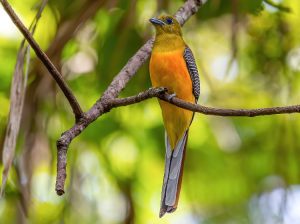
[2,0,299,197]
[0,0,83,119]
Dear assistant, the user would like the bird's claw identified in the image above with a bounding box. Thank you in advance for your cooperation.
[168,93,177,102]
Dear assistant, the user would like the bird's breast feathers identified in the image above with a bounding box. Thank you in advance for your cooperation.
[150,49,195,149]
[150,49,194,103]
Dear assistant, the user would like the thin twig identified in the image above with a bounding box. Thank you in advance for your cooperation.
[160,93,300,117]
[0,0,84,119]
[224,0,239,80]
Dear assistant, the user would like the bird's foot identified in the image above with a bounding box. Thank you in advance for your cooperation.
[168,93,177,102]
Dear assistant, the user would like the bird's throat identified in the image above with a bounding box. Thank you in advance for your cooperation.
[152,34,186,53]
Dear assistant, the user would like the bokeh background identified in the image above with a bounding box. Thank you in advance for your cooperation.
[1,0,300,223]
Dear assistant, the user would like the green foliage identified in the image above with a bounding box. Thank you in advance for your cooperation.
[198,0,264,20]
[0,0,299,223]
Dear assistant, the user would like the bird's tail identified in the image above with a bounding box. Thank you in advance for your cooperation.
[159,130,189,218]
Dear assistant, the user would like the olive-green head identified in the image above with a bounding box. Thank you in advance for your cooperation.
[149,15,182,37]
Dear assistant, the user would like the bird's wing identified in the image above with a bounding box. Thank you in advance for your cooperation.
[183,45,200,103]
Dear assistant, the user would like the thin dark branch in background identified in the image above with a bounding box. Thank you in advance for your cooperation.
[264,0,291,12]
[231,0,238,55]
[0,0,84,119]
[224,0,239,79]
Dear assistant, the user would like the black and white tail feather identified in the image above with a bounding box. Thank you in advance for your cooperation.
[159,45,200,218]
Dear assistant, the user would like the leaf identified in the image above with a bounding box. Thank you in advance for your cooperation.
[0,0,49,199]
[264,0,291,12]
[198,0,264,20]
[0,40,27,199]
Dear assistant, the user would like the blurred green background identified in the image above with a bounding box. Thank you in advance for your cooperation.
[1,0,300,223]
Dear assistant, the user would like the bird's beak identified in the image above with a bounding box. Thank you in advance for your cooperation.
[149,17,166,26]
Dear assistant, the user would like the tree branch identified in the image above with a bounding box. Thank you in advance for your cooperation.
[160,93,300,117]
[109,88,168,108]
[5,0,296,197]
[0,0,84,119]
[55,87,168,195]
[55,0,208,195]
[100,0,207,102]
[55,83,300,195]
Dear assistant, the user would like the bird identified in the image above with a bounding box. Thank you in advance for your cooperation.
[149,15,200,218]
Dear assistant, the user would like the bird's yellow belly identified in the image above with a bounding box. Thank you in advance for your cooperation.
[150,50,195,149]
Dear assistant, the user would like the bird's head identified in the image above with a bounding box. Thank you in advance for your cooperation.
[149,15,182,37]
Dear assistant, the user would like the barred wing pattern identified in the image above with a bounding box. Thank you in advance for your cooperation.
[183,45,200,103]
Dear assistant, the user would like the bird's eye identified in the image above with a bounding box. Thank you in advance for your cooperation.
[166,17,173,25]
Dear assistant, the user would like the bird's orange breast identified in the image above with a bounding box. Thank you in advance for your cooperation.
[150,50,195,149]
